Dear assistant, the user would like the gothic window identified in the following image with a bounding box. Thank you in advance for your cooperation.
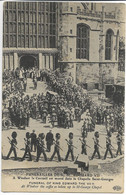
[33,36,36,47]
[25,12,29,22]
[13,11,16,21]
[21,23,24,34]
[91,3,94,11]
[18,11,21,22]
[5,11,8,21]
[13,23,16,33]
[116,30,119,60]
[41,3,45,11]
[41,24,44,34]
[21,12,24,22]
[3,2,57,48]
[5,35,9,47]
[18,23,21,34]
[21,35,25,47]
[76,24,89,59]
[13,35,16,47]
[25,24,29,34]
[5,23,8,33]
[41,14,44,23]
[10,36,13,47]
[105,29,114,60]
[38,13,41,23]
[9,11,13,21]
[25,3,29,10]
[33,12,36,23]
[33,24,36,34]
[25,36,29,47]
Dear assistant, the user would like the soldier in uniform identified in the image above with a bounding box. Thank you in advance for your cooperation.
[79,136,87,155]
[41,108,48,123]
[22,110,27,130]
[23,78,27,92]
[46,130,54,152]
[30,130,37,152]
[116,131,123,156]
[103,132,113,159]
[36,133,47,162]
[50,133,61,162]
[64,110,70,129]
[21,132,32,161]
[65,132,74,161]
[33,76,37,90]
[6,131,17,160]
[26,108,30,127]
[91,131,101,160]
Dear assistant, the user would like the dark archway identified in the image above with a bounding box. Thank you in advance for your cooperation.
[20,55,38,70]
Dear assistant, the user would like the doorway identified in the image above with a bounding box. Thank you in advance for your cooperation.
[20,55,38,70]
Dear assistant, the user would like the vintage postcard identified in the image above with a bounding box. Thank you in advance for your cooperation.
[2,1,125,193]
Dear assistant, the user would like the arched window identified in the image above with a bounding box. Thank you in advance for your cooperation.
[105,29,114,60]
[116,30,119,60]
[76,24,90,60]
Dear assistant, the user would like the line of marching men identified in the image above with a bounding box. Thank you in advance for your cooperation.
[5,127,123,162]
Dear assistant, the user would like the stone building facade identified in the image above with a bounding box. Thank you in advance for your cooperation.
[3,2,125,90]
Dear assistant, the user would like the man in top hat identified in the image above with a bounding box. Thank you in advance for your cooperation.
[46,130,54,152]
[30,130,37,152]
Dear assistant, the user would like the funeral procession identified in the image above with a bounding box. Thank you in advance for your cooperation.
[2,2,125,176]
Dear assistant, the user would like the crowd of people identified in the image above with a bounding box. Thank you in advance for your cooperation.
[2,67,124,165]
[2,68,124,135]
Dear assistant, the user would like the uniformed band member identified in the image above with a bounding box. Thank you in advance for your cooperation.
[116,131,122,156]
[46,130,54,152]
[91,131,101,160]
[50,133,61,162]
[79,136,87,155]
[22,132,32,161]
[65,132,74,161]
[36,133,47,162]
[104,132,113,159]
[6,131,17,160]
[30,130,37,152]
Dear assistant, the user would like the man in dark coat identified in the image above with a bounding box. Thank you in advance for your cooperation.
[30,130,37,152]
[46,130,54,152]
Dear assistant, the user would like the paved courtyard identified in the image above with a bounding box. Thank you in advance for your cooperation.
[2,79,124,175]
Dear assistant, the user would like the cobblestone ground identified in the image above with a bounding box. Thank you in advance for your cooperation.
[2,79,124,175]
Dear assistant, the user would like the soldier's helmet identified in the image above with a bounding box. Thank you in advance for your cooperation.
[11,131,17,139]
[26,132,30,138]
[56,133,60,139]
[94,131,99,138]
[69,132,73,139]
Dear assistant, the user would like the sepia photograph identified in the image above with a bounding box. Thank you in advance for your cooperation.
[1,1,125,193]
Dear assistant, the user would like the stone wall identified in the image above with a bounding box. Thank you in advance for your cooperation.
[99,62,118,89]
[76,63,99,89]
